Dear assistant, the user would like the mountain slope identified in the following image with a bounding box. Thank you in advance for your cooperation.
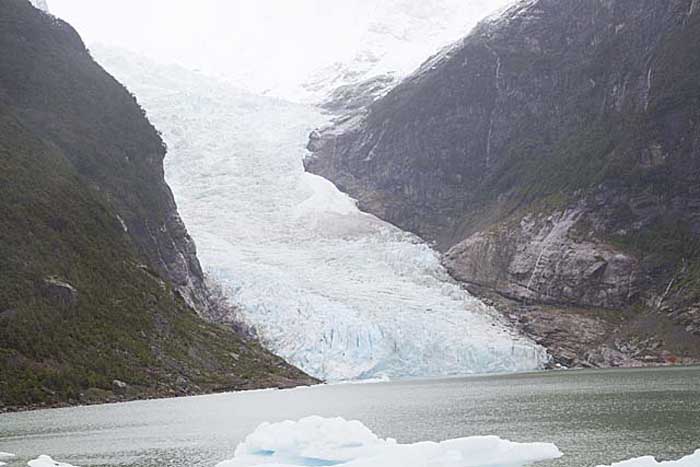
[306,0,700,366]
[0,0,314,410]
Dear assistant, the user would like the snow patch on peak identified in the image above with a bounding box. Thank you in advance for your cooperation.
[217,416,563,467]
[28,0,49,13]
[264,0,517,102]
[481,0,542,31]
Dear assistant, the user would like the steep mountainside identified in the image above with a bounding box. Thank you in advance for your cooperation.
[0,0,314,410]
[307,0,700,366]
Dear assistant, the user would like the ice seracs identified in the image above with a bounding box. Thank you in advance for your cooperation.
[596,450,700,467]
[216,416,563,467]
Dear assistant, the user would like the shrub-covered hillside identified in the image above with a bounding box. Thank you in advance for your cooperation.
[0,0,315,410]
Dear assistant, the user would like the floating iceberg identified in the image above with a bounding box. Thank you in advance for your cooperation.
[0,452,14,467]
[596,450,700,467]
[216,416,562,467]
[27,455,77,467]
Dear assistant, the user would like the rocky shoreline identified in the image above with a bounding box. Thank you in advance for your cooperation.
[464,283,700,369]
[0,377,319,414]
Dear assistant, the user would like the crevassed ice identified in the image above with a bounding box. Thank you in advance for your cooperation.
[216,416,563,467]
[94,47,548,381]
[596,451,700,467]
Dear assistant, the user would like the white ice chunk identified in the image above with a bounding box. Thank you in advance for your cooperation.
[216,416,562,467]
[596,450,700,467]
[0,452,14,466]
[293,173,358,218]
[27,455,78,467]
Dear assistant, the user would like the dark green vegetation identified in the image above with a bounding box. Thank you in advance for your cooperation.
[0,0,314,410]
[307,0,700,365]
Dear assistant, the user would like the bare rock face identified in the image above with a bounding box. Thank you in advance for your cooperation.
[306,0,700,362]
[40,278,78,307]
[445,206,639,309]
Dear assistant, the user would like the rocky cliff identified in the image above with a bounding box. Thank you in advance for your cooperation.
[306,0,700,366]
[0,0,314,410]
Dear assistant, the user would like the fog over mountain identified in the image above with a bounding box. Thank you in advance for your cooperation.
[2,5,700,466]
[49,0,513,101]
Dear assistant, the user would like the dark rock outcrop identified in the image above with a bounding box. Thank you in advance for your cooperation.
[306,0,700,364]
[40,278,79,307]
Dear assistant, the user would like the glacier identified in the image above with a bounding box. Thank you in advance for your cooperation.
[92,46,547,381]
[216,416,563,467]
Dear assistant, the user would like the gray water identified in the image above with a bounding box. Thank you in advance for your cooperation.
[1,367,699,467]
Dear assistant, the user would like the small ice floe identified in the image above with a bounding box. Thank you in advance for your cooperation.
[27,455,78,467]
[0,452,15,466]
[330,375,391,386]
[216,416,562,467]
[597,450,700,467]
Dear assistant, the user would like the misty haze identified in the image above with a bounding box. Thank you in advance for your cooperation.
[1,1,699,467]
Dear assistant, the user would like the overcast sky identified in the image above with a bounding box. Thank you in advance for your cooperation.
[50,1,381,79]
[48,0,512,94]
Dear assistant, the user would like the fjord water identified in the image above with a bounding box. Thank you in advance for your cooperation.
[91,48,545,381]
[1,367,699,467]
